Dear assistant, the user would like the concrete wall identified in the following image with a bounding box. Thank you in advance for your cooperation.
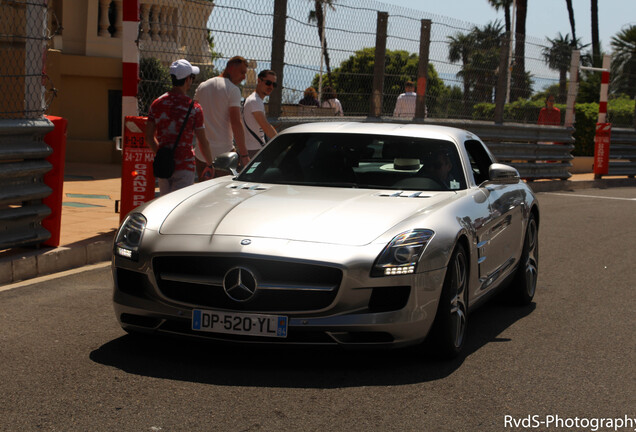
[46,50,122,163]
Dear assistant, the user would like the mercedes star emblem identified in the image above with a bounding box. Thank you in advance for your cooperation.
[223,267,258,302]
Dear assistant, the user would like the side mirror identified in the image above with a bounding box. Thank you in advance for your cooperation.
[213,152,239,177]
[488,163,520,184]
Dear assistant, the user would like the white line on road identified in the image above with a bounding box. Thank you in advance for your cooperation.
[0,262,111,293]
[543,192,636,201]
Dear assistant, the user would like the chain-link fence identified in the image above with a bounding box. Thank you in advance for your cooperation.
[133,0,634,127]
[0,0,54,120]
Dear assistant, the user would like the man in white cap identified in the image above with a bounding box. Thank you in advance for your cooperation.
[145,59,215,195]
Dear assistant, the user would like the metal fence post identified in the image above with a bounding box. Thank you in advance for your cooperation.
[494,33,510,124]
[269,0,287,118]
[369,11,388,119]
[414,19,431,121]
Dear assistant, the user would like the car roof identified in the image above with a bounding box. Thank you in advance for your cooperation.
[278,122,479,143]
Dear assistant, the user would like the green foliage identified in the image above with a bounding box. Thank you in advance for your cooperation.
[577,71,601,103]
[610,24,636,98]
[608,95,636,127]
[138,57,171,115]
[311,47,446,116]
[572,103,598,156]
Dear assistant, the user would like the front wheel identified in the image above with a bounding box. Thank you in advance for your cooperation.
[510,213,539,305]
[428,243,469,359]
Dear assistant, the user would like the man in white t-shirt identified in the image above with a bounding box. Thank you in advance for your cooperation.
[393,81,417,118]
[194,56,248,177]
[243,70,278,158]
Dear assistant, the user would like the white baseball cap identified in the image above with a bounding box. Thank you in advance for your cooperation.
[169,59,200,80]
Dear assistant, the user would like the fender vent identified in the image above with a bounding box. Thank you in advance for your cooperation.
[227,183,268,191]
[377,191,431,198]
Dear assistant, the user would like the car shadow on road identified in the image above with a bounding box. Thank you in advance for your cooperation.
[90,299,535,388]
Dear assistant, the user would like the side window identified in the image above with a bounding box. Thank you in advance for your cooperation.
[465,140,494,185]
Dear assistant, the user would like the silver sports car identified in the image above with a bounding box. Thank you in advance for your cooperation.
[113,122,539,358]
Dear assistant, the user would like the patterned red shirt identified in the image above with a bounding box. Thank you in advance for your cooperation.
[148,91,204,172]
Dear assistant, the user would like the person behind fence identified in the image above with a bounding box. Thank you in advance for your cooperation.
[243,70,278,158]
[393,81,417,118]
[145,59,214,196]
[298,87,320,107]
[194,56,249,177]
[321,86,344,116]
[537,94,561,126]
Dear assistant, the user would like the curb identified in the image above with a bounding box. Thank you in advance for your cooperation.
[0,234,114,286]
[528,177,636,193]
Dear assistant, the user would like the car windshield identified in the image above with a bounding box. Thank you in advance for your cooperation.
[237,132,466,191]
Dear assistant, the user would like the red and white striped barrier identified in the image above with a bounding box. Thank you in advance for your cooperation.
[122,0,140,119]
[597,54,611,124]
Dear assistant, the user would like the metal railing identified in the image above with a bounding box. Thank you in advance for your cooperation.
[608,128,636,177]
[0,119,54,250]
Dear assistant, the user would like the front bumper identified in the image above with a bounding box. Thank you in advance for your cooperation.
[112,254,446,348]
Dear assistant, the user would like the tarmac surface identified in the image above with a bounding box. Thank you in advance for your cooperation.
[0,162,634,285]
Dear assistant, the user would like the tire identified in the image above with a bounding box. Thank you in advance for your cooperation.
[510,213,539,305]
[428,243,469,359]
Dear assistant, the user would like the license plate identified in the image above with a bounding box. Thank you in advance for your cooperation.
[192,309,288,338]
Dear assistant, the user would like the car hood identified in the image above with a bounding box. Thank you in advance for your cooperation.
[159,182,450,246]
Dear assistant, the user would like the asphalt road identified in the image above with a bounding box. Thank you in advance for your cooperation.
[1,187,635,432]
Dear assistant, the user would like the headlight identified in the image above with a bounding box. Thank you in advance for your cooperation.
[114,213,147,261]
[372,229,435,277]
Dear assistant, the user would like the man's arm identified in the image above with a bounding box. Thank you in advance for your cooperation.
[145,119,158,153]
[229,106,248,162]
[252,111,277,140]
[195,128,214,166]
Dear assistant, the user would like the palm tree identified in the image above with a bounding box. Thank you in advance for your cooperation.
[448,32,475,112]
[542,33,585,103]
[590,0,601,67]
[487,0,512,34]
[564,0,577,45]
[511,0,527,101]
[470,21,505,103]
[308,0,336,86]
[610,25,636,98]
[448,22,504,113]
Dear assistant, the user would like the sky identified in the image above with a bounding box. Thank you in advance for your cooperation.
[379,0,635,51]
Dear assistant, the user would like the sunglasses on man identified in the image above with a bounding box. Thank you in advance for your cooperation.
[261,79,277,88]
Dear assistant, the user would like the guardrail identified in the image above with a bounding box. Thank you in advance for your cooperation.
[0,119,54,250]
[608,128,636,177]
[273,117,575,180]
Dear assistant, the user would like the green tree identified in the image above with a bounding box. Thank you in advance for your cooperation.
[610,25,636,98]
[448,21,505,113]
[311,47,446,116]
[542,33,586,103]
[138,57,171,115]
[448,31,475,113]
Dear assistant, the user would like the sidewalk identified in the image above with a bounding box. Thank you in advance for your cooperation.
[0,163,634,285]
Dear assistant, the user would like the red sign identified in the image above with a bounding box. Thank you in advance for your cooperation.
[120,116,155,222]
[593,123,611,176]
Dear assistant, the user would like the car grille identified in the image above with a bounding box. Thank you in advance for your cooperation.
[153,256,342,312]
